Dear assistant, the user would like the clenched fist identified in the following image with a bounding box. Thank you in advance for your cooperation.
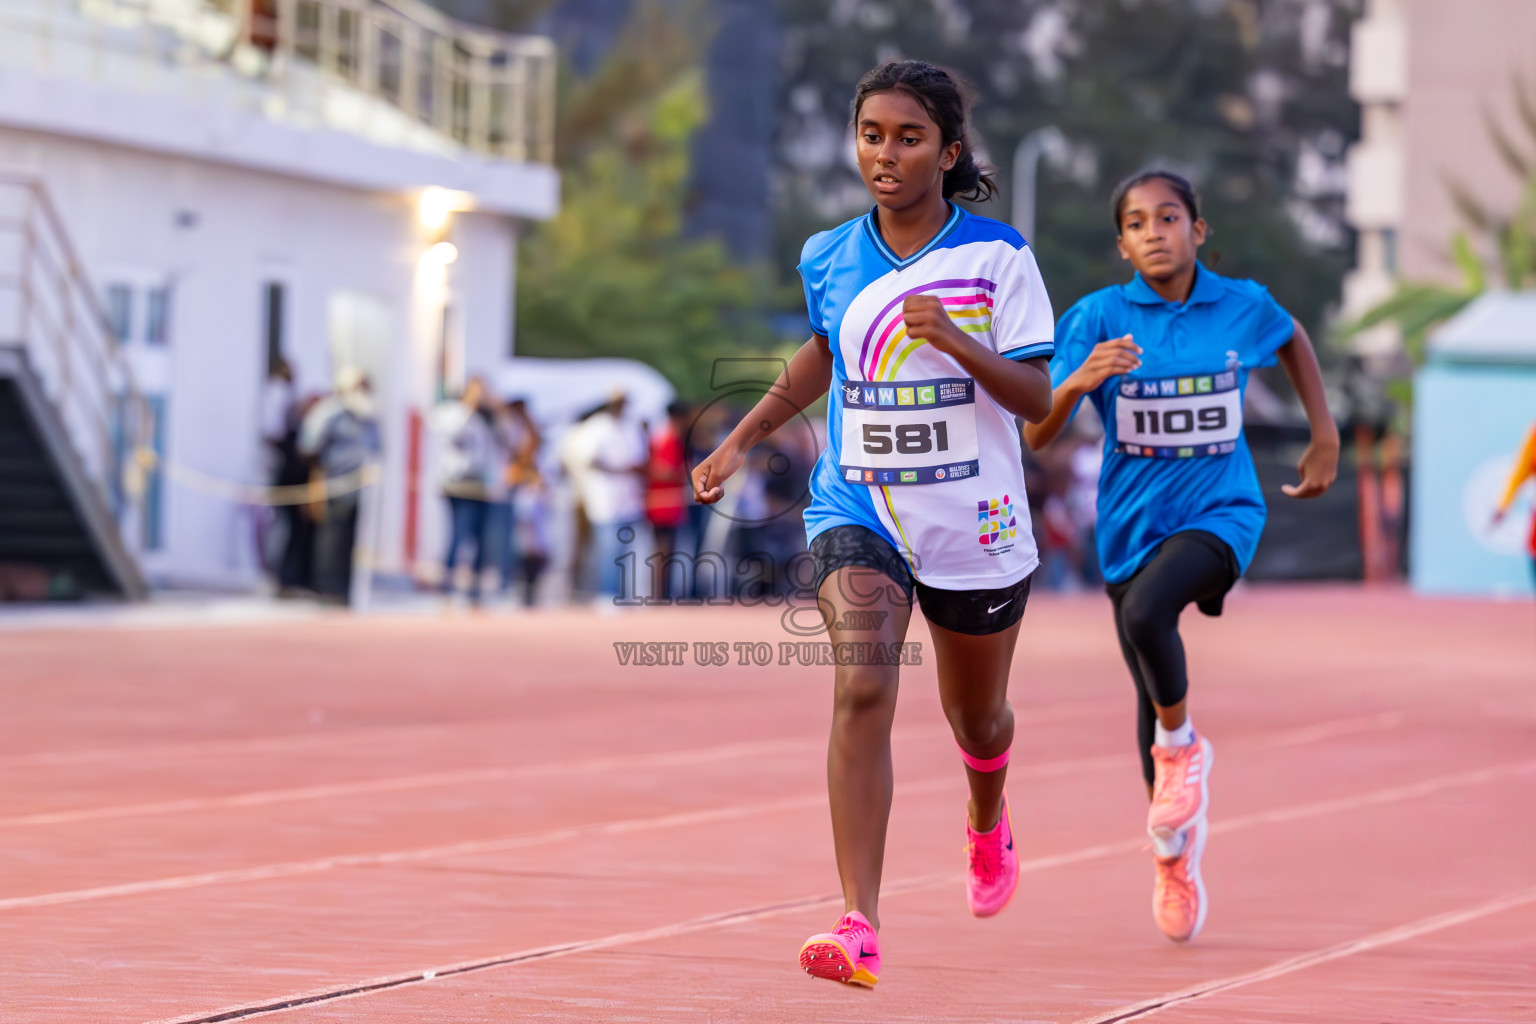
[901,294,967,353]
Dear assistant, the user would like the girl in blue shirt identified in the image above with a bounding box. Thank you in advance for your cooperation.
[1025,171,1338,943]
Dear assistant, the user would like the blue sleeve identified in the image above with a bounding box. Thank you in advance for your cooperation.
[1246,287,1296,368]
[797,235,830,338]
[1047,298,1101,425]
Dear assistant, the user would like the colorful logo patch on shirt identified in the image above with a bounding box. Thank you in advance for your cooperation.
[897,387,915,405]
[877,388,896,406]
[976,495,1018,546]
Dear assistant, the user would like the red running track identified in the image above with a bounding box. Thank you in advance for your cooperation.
[0,585,1532,1022]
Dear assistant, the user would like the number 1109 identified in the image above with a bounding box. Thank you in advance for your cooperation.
[1131,407,1227,435]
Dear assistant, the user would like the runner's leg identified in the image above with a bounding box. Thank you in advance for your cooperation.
[1106,531,1233,781]
[819,564,913,932]
[929,619,1022,831]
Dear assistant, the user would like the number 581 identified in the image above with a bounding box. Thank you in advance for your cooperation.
[863,421,951,455]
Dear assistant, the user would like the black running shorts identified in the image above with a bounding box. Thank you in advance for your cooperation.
[809,524,1032,637]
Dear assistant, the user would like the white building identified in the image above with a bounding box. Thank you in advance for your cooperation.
[0,0,559,593]
[1343,0,1536,370]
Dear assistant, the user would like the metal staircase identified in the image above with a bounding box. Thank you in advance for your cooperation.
[0,176,148,600]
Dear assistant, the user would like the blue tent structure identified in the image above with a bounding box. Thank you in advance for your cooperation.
[1411,292,1536,597]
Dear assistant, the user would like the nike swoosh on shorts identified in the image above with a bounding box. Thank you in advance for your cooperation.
[987,600,1011,614]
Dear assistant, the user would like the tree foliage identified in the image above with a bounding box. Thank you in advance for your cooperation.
[774,0,1357,335]
[514,1,768,397]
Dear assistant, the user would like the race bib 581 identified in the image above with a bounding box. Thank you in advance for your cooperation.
[1114,371,1242,459]
[839,377,980,485]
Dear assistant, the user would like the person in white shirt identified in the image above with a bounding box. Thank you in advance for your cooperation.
[433,377,503,603]
[579,391,647,598]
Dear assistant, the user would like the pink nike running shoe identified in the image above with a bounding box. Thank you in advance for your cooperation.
[1147,734,1213,839]
[966,795,1019,917]
[798,910,880,988]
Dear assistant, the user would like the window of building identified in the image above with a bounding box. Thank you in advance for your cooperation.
[105,284,132,343]
[142,395,167,551]
[263,282,286,375]
[1382,228,1399,274]
[145,286,172,346]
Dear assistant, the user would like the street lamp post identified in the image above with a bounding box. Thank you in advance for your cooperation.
[1012,126,1066,244]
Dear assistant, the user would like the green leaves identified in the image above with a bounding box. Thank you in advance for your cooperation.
[515,4,769,398]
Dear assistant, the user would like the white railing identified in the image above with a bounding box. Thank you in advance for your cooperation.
[0,0,556,164]
[0,175,145,524]
[253,0,555,163]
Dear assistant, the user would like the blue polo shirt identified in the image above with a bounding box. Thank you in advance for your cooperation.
[1051,264,1295,583]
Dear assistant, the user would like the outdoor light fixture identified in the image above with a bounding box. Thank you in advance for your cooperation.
[417,187,475,232]
[426,241,459,265]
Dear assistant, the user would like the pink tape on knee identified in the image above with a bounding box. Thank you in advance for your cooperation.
[958,744,1010,773]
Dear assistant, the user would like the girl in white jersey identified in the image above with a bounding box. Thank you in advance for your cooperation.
[693,61,1056,989]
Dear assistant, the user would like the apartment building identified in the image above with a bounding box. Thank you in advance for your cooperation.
[1344,0,1536,368]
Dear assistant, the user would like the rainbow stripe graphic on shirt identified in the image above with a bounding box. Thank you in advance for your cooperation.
[856,278,996,383]
[848,278,996,577]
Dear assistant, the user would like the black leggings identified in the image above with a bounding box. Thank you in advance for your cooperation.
[1105,530,1238,785]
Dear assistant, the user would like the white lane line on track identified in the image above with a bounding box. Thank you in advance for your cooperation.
[0,750,1136,913]
[1068,884,1536,1024]
[0,709,1402,830]
[0,697,1121,770]
[0,715,1412,909]
[137,758,1536,1024]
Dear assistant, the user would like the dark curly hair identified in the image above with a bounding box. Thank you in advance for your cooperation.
[852,60,996,203]
[1111,170,1201,231]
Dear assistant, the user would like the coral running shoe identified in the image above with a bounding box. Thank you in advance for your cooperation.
[1152,814,1209,942]
[799,911,880,988]
[965,795,1019,917]
[1147,734,1213,839]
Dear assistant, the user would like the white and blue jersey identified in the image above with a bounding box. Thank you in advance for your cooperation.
[1051,264,1296,584]
[799,204,1055,590]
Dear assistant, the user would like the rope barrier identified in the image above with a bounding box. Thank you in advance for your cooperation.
[129,449,382,506]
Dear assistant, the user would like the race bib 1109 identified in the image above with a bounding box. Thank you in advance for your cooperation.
[1114,371,1242,459]
[838,377,980,485]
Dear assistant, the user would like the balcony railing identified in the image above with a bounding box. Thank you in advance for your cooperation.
[242,0,555,162]
[0,0,556,164]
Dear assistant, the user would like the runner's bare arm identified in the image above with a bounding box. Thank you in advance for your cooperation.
[900,294,1053,423]
[1022,336,1141,450]
[1276,319,1340,499]
[692,334,834,505]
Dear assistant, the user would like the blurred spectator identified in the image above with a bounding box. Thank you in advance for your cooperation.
[646,401,691,599]
[514,469,553,606]
[259,358,317,597]
[1067,432,1104,587]
[485,397,539,596]
[557,401,608,598]
[578,390,647,599]
[434,376,501,603]
[298,367,379,605]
